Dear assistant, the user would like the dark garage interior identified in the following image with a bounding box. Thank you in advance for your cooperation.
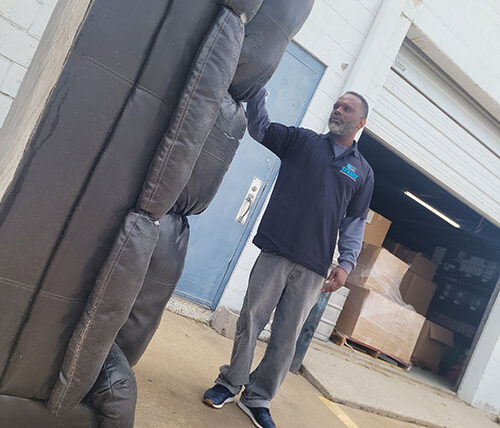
[358,131,500,387]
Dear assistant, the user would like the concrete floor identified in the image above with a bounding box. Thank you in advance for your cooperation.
[134,311,420,428]
[405,366,454,392]
[302,340,499,428]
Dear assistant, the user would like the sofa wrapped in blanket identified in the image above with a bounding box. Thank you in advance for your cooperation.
[0,0,314,426]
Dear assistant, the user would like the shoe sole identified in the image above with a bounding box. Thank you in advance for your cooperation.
[237,401,265,428]
[203,395,235,409]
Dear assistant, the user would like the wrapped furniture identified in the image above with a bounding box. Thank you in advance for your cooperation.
[0,0,314,426]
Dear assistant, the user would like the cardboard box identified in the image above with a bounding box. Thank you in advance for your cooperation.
[412,320,454,373]
[400,272,437,316]
[394,248,437,280]
[363,210,392,247]
[335,285,425,364]
[427,311,476,338]
[384,240,406,254]
[348,243,409,296]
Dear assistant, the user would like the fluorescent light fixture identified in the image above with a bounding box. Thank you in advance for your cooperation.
[404,191,461,229]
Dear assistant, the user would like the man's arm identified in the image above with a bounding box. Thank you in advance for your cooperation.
[323,169,374,292]
[246,88,301,158]
[323,216,365,292]
[337,216,365,275]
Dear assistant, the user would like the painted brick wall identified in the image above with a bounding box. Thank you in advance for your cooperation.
[0,0,58,127]
[295,0,382,133]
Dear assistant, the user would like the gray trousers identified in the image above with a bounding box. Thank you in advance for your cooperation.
[216,251,324,408]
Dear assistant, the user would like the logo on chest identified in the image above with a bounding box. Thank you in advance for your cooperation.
[339,163,358,182]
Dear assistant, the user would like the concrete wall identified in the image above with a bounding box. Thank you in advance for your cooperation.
[0,0,59,127]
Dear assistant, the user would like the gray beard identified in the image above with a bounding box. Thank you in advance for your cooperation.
[328,120,356,137]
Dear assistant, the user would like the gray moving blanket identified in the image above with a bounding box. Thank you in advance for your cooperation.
[0,0,314,426]
[117,0,315,369]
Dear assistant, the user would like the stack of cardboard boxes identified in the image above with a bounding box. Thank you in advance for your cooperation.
[392,244,454,372]
[390,244,438,315]
[333,210,454,371]
[412,320,454,373]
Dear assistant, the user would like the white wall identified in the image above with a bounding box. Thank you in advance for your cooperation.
[294,0,383,133]
[0,0,59,127]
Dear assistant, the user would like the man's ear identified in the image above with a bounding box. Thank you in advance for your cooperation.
[356,117,367,133]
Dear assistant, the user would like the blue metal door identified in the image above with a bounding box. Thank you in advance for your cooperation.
[176,42,325,309]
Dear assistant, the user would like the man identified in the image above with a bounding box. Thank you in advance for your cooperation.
[203,88,374,428]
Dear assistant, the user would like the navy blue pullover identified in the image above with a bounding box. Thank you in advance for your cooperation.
[247,89,374,277]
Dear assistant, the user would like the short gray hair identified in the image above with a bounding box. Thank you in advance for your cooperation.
[345,91,369,118]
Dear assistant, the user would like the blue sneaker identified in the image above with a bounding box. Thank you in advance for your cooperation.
[237,401,276,428]
[203,384,236,409]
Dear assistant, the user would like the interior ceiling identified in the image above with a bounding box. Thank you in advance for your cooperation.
[358,132,500,260]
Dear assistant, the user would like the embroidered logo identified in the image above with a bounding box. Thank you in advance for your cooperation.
[340,163,358,182]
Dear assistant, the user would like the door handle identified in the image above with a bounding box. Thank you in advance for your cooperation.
[236,177,263,224]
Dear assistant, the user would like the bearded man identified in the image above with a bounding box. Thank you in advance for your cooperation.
[203,88,374,428]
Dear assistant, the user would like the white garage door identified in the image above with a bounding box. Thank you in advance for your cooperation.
[367,42,500,227]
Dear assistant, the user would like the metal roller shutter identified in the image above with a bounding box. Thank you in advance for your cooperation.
[367,42,500,226]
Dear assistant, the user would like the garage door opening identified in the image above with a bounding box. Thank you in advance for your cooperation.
[352,131,500,392]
